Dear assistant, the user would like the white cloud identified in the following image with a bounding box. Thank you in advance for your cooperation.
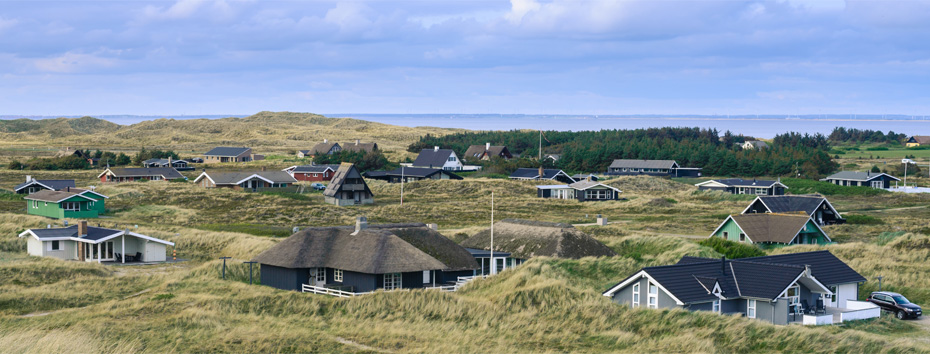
[505,0,541,24]
[33,52,117,73]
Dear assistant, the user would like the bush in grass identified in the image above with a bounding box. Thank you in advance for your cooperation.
[698,237,766,259]
[846,214,884,225]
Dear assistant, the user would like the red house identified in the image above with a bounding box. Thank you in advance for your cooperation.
[283,165,339,182]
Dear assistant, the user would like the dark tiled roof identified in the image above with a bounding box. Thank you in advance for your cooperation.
[29,225,121,240]
[909,136,930,144]
[323,163,372,198]
[609,159,678,169]
[309,142,340,155]
[678,250,866,286]
[509,168,572,180]
[728,213,813,244]
[143,158,187,166]
[14,179,75,192]
[823,171,900,182]
[412,149,455,168]
[204,147,251,157]
[464,145,511,159]
[753,195,827,216]
[341,142,378,153]
[201,171,296,184]
[252,223,478,273]
[710,178,781,187]
[106,167,185,179]
[292,165,338,173]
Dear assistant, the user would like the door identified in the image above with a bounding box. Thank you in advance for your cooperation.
[354,192,361,204]
[309,268,326,286]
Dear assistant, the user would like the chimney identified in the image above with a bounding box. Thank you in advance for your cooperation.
[352,216,368,235]
[168,156,171,166]
[427,223,438,230]
[66,187,70,192]
[486,142,491,150]
[78,221,88,237]
[324,138,328,143]
[26,175,31,183]
[261,166,266,172]
[721,256,726,273]
[434,146,439,152]
[356,139,360,145]
[539,166,544,178]
[587,175,592,181]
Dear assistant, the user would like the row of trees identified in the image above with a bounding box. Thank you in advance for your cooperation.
[828,128,907,144]
[132,148,180,165]
[411,127,839,178]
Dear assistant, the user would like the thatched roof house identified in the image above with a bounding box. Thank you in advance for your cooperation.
[252,219,479,293]
[461,219,616,259]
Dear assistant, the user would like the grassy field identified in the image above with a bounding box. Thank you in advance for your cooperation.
[2,116,930,352]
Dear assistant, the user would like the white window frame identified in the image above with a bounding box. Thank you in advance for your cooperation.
[334,269,343,282]
[739,233,746,242]
[62,202,79,211]
[712,299,720,313]
[755,188,768,195]
[783,284,800,306]
[384,273,401,290]
[632,283,640,307]
[871,180,883,188]
[747,299,757,318]
[47,240,61,251]
[422,270,430,284]
[647,282,659,309]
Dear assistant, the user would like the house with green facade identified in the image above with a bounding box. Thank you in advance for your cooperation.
[25,189,107,219]
[710,213,831,246]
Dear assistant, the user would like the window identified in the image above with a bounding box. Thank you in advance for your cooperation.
[632,283,640,307]
[334,269,343,282]
[722,231,728,239]
[32,200,38,208]
[824,285,837,305]
[747,300,756,318]
[585,189,612,200]
[384,273,401,290]
[447,156,456,161]
[47,240,60,252]
[89,201,95,208]
[739,233,746,242]
[712,299,720,313]
[871,180,883,189]
[423,270,430,284]
[312,173,319,177]
[648,283,658,309]
[755,188,768,195]
[62,202,79,211]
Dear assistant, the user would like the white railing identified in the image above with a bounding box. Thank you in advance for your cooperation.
[802,314,834,325]
[457,275,486,283]
[839,301,881,322]
[425,285,456,292]
[301,284,359,298]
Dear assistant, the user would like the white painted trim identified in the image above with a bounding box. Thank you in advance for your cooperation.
[192,172,214,185]
[740,197,763,214]
[730,263,742,297]
[695,180,729,188]
[14,180,55,192]
[709,216,756,243]
[785,217,831,244]
[96,169,112,178]
[602,270,685,305]
[76,190,108,199]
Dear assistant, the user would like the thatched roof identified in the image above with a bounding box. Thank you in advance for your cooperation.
[461,219,616,259]
[252,223,478,274]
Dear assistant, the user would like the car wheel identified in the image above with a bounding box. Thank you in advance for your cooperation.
[896,311,906,320]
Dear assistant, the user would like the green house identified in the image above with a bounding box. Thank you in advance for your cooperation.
[25,189,107,219]
[710,213,831,246]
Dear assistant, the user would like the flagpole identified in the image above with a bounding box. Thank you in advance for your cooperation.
[490,191,494,275]
[401,165,405,205]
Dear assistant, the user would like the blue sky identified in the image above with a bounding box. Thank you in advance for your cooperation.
[1,0,929,116]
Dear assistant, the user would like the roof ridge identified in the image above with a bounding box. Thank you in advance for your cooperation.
[729,259,805,269]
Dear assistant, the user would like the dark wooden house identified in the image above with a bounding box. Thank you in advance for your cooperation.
[742,195,845,225]
[695,178,788,195]
[820,171,900,189]
[323,163,374,206]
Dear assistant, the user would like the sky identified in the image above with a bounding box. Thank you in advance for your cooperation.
[1,0,929,116]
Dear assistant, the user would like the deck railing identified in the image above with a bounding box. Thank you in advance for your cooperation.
[301,284,360,298]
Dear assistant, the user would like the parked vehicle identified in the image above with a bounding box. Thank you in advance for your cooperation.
[867,291,922,319]
[310,183,326,190]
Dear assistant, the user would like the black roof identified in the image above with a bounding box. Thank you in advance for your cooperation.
[292,165,338,173]
[630,258,804,303]
[679,250,865,286]
[464,247,512,258]
[383,167,463,179]
[14,179,75,192]
[412,149,455,168]
[204,146,251,157]
[752,195,828,216]
[104,167,185,179]
[509,168,573,181]
[28,225,122,240]
[712,178,781,187]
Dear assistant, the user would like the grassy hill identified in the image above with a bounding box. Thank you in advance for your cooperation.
[0,112,463,162]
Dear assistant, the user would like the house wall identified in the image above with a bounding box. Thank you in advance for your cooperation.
[42,240,77,260]
[721,298,746,315]
[713,219,747,243]
[837,283,858,308]
[260,265,307,291]
[437,270,474,284]
[575,186,618,202]
[688,302,714,312]
[27,237,43,257]
[441,152,464,170]
[610,278,680,310]
[401,271,425,289]
[697,186,729,193]
[772,299,789,325]
[794,221,829,245]
[342,270,377,293]
[293,170,333,182]
[324,192,374,206]
[538,189,552,198]
[144,242,167,262]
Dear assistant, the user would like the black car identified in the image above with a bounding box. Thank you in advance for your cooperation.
[867,291,922,319]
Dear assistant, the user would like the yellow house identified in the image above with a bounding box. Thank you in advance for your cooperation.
[906,136,930,147]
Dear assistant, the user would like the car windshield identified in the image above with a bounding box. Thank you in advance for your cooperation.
[892,295,911,304]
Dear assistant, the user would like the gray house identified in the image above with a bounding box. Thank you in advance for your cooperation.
[695,179,788,195]
[536,180,622,202]
[607,159,702,177]
[742,195,845,225]
[509,167,576,184]
[204,147,263,163]
[602,251,871,325]
[194,170,298,191]
[323,163,374,206]
[252,219,479,293]
[820,171,900,189]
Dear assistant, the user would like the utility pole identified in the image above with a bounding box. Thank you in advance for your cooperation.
[219,256,231,279]
[490,191,494,275]
[876,276,883,291]
[400,165,404,205]
[538,130,542,161]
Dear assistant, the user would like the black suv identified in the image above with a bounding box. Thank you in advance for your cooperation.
[867,291,922,319]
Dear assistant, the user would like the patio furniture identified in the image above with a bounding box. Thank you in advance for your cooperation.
[135,252,142,262]
[801,300,813,315]
[790,303,802,321]
[815,299,826,315]
[115,253,122,262]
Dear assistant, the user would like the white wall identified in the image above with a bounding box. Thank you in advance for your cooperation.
[442,152,464,170]
[26,237,42,257]
[840,300,881,322]
[837,283,858,308]
[145,242,167,262]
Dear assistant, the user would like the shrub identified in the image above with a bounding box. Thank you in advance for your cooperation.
[845,214,884,225]
[866,146,889,151]
[698,237,766,259]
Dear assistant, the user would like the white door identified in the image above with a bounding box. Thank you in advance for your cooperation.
[309,268,326,286]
